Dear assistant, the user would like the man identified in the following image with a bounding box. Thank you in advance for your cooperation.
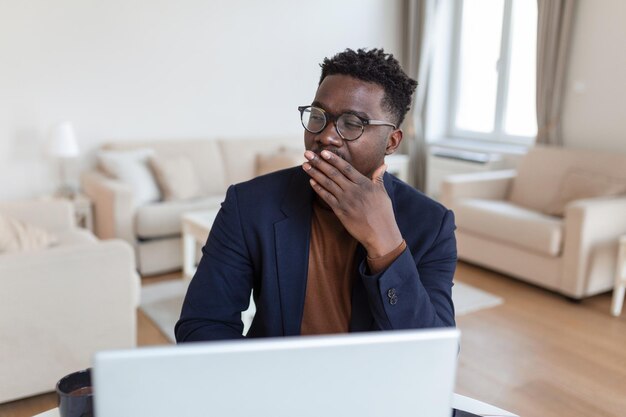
[176,48,456,342]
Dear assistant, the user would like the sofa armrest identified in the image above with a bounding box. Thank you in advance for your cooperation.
[81,171,136,244]
[561,196,626,297]
[439,170,517,207]
[0,239,139,402]
[0,200,75,234]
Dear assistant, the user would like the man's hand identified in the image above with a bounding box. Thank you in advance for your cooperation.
[302,150,403,258]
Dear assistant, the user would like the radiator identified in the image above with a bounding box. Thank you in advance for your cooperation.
[426,147,505,198]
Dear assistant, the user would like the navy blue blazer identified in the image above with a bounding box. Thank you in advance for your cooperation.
[176,167,457,342]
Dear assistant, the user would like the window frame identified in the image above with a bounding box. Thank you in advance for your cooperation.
[446,0,536,146]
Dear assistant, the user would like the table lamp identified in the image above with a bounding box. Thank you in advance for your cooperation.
[48,121,80,198]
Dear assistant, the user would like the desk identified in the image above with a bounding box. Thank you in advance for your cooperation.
[33,393,518,417]
[453,394,518,416]
[33,409,58,417]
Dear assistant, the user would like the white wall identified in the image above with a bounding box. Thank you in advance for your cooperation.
[0,0,402,200]
[561,0,626,153]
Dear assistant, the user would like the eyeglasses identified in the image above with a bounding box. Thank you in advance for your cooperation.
[298,105,397,141]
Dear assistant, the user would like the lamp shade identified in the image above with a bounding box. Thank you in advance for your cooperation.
[49,122,79,158]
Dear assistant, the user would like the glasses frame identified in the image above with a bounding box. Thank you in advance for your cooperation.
[298,105,397,141]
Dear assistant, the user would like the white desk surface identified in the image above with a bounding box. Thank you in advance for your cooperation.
[452,393,519,416]
[33,409,58,417]
[33,393,518,417]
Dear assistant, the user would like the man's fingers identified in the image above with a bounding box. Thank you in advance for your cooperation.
[307,150,366,185]
[309,179,338,207]
[302,162,343,197]
[319,150,365,184]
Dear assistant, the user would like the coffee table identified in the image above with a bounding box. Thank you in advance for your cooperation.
[611,234,626,316]
[181,208,220,280]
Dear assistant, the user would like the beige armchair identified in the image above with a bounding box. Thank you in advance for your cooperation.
[0,200,140,403]
[440,146,626,299]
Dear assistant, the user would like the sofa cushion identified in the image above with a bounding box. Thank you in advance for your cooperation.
[545,169,626,216]
[219,137,301,185]
[135,195,225,239]
[509,146,626,213]
[454,199,563,256]
[98,149,161,205]
[255,147,304,177]
[149,155,202,201]
[103,140,226,197]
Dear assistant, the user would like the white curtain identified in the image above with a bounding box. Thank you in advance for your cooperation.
[402,0,437,191]
[535,0,576,146]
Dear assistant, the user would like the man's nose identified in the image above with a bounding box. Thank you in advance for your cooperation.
[316,119,342,147]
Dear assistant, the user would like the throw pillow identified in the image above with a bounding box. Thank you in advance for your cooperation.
[0,214,58,253]
[149,155,202,201]
[255,147,304,177]
[98,149,161,205]
[545,169,626,217]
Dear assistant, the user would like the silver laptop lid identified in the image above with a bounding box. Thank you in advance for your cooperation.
[93,329,460,417]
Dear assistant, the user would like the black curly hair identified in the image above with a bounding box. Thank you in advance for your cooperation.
[319,48,417,126]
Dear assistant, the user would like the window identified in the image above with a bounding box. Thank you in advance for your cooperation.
[448,0,538,144]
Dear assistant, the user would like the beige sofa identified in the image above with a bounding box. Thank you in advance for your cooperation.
[82,137,302,275]
[0,200,139,403]
[440,146,626,299]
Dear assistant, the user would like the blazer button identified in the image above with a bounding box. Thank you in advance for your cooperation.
[389,296,398,305]
[387,288,396,298]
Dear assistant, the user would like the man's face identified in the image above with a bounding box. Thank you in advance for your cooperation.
[304,74,398,178]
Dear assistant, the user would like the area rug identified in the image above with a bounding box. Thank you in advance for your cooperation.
[140,280,503,343]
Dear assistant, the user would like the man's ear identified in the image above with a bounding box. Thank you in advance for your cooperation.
[385,129,403,155]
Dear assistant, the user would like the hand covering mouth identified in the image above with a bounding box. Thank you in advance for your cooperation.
[312,147,346,161]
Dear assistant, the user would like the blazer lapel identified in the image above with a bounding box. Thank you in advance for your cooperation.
[274,169,313,336]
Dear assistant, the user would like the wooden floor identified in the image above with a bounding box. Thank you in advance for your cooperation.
[454,263,626,417]
[2,263,625,417]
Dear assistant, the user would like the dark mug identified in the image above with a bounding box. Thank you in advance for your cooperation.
[56,368,94,417]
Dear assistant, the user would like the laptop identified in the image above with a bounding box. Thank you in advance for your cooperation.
[93,329,460,417]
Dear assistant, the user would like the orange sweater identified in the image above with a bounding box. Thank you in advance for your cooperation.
[300,200,405,335]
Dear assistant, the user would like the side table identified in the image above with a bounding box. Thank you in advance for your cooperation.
[39,194,94,231]
[611,234,626,316]
[68,194,94,231]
